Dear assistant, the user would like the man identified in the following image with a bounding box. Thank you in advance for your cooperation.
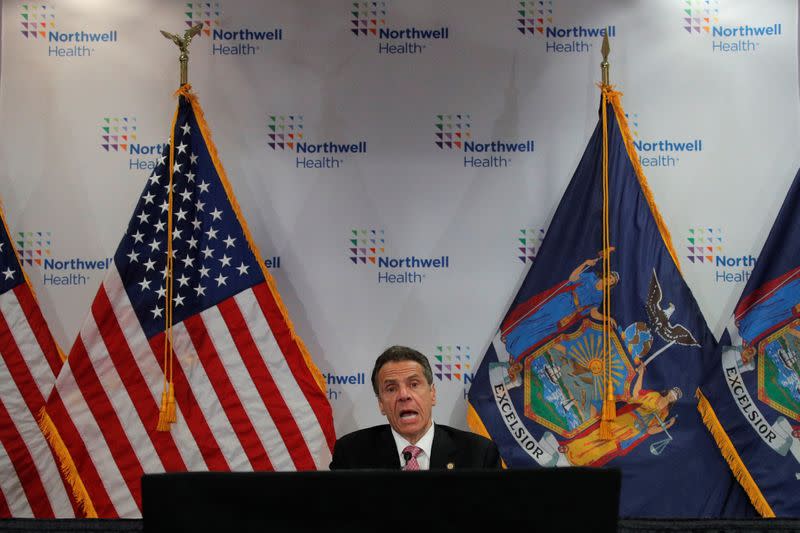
[330,345,501,470]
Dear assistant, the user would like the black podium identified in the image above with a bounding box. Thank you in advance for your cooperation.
[142,468,620,532]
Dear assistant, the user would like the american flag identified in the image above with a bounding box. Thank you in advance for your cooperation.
[0,210,75,517]
[42,90,336,518]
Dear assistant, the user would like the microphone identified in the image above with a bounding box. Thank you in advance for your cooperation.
[402,450,412,465]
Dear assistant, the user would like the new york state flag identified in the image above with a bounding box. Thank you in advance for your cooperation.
[467,86,751,517]
[699,168,800,518]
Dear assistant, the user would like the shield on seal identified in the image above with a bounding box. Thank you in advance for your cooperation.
[757,319,800,421]
[523,319,635,438]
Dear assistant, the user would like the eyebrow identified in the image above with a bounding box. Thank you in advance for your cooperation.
[382,374,423,386]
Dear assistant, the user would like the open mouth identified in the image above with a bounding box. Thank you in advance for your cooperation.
[399,410,419,421]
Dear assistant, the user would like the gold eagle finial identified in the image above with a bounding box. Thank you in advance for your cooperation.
[160,23,203,86]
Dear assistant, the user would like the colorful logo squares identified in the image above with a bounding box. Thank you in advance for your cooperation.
[351,1,387,37]
[267,115,303,151]
[518,228,545,263]
[185,2,221,36]
[435,114,471,150]
[15,231,52,266]
[433,345,471,382]
[20,2,55,39]
[517,0,552,36]
[349,229,385,265]
[686,227,722,264]
[682,0,719,34]
[101,117,137,152]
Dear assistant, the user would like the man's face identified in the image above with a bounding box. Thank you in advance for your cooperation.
[376,360,436,444]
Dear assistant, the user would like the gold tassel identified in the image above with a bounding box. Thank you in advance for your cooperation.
[598,86,617,442]
[599,393,616,440]
[155,94,182,433]
[156,386,171,432]
[166,382,177,423]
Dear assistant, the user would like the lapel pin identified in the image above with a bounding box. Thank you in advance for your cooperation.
[446,462,454,470]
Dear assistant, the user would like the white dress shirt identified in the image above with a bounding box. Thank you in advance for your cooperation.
[390,423,435,470]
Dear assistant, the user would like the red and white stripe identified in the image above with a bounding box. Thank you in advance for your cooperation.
[45,266,335,518]
[0,284,75,518]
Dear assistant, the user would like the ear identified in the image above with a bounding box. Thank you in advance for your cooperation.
[431,383,437,406]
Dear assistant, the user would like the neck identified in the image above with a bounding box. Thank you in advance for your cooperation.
[405,421,432,445]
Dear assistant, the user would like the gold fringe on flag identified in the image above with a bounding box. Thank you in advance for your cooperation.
[38,407,97,517]
[466,402,492,440]
[605,89,681,274]
[696,389,775,517]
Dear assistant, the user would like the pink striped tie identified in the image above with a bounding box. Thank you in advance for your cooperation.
[402,445,422,471]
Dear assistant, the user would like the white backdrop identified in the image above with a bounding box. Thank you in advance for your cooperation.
[1,0,798,437]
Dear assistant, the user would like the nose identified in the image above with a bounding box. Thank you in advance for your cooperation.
[397,384,412,400]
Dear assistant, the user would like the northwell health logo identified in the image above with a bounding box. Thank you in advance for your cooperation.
[100,117,137,152]
[350,1,449,55]
[435,114,471,150]
[436,114,534,168]
[681,0,782,53]
[349,228,385,265]
[268,115,366,169]
[432,345,472,383]
[15,231,111,287]
[682,0,719,34]
[20,2,118,58]
[348,228,450,284]
[19,2,54,39]
[685,227,722,264]
[99,116,167,173]
[351,1,386,36]
[518,228,545,263]
[267,115,304,151]
[516,0,615,54]
[433,345,473,398]
[321,369,367,402]
[685,227,755,284]
[626,111,703,169]
[185,2,221,36]
[15,232,51,267]
[185,1,283,56]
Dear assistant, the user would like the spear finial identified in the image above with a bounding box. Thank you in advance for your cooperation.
[600,29,610,85]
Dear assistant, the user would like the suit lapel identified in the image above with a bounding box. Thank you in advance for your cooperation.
[378,425,402,469]
[429,425,455,469]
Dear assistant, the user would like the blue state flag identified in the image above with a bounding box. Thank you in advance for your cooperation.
[467,87,751,517]
[698,168,800,517]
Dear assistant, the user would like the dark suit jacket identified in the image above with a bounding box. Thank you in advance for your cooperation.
[329,424,501,470]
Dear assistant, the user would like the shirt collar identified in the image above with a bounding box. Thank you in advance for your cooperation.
[390,422,435,461]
